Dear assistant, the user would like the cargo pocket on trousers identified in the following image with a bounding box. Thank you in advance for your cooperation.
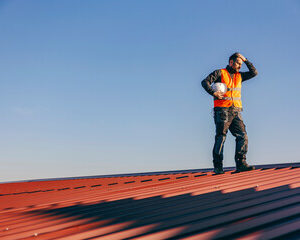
[214,111,228,123]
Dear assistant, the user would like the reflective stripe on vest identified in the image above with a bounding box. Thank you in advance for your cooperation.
[214,69,242,108]
[227,87,241,91]
[222,97,241,100]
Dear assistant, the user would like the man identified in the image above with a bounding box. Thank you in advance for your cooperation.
[201,52,258,174]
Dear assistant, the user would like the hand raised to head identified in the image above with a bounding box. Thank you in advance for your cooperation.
[237,53,246,62]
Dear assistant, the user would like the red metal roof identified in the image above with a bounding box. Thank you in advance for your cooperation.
[0,163,299,239]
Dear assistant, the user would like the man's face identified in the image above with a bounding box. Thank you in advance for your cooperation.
[229,57,243,72]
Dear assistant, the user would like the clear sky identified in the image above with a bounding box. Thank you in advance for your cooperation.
[0,0,299,182]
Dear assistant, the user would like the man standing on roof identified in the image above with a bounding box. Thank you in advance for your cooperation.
[201,52,258,174]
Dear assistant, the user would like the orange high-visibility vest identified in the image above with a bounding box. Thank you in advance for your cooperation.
[214,69,242,108]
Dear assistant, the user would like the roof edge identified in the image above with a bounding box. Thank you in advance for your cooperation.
[2,162,299,184]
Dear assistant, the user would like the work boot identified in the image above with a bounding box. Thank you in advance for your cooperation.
[236,159,255,172]
[213,161,224,174]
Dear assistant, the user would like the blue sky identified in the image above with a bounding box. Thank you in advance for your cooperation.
[0,0,299,182]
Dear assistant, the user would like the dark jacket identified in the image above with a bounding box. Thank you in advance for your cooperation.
[201,60,258,97]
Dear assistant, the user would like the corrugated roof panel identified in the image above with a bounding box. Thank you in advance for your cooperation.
[0,163,299,239]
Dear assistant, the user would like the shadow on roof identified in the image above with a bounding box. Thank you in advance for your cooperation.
[14,184,299,239]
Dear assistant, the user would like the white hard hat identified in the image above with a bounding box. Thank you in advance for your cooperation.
[212,82,227,94]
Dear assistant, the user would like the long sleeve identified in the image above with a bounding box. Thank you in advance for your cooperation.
[240,60,258,82]
[201,70,221,96]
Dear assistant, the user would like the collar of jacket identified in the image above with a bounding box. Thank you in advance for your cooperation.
[226,65,237,74]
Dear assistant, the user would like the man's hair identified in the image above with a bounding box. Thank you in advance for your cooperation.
[229,52,240,63]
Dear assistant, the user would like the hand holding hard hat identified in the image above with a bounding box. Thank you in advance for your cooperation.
[212,83,227,99]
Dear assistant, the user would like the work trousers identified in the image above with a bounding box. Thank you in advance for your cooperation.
[213,107,248,164]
